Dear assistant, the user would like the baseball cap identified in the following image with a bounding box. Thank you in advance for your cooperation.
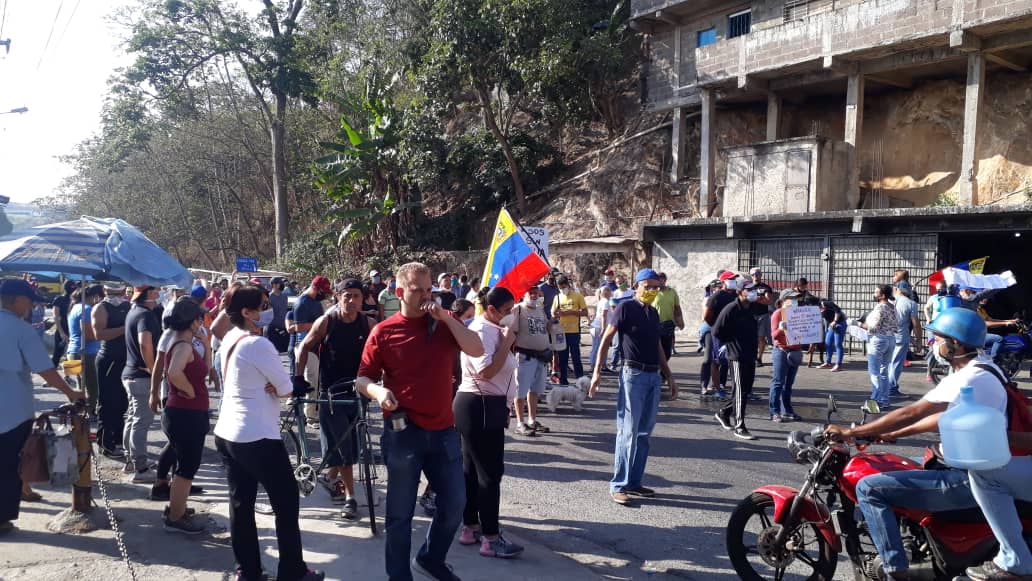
[740,280,757,290]
[749,267,762,275]
[634,268,660,284]
[370,269,380,278]
[103,282,127,292]
[605,268,615,275]
[719,271,739,281]
[63,280,81,293]
[337,278,363,292]
[311,275,332,294]
[190,284,208,299]
[0,279,43,302]
[438,273,449,282]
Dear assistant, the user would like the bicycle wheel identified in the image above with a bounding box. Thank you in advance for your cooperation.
[358,422,378,535]
[282,426,304,468]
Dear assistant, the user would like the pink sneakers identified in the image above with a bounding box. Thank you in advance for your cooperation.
[458,526,481,545]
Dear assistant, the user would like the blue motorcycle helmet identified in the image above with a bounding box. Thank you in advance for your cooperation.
[925,307,987,349]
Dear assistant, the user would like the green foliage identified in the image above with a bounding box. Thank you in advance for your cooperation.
[444,129,562,211]
[931,191,959,207]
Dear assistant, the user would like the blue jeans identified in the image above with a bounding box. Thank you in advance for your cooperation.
[588,327,602,369]
[557,332,584,385]
[608,332,622,369]
[824,326,844,366]
[856,468,977,573]
[986,333,1003,358]
[610,367,661,493]
[969,456,1032,574]
[889,339,909,395]
[867,335,893,407]
[768,347,799,416]
[381,425,465,581]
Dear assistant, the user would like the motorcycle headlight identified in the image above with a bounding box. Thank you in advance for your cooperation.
[786,431,817,464]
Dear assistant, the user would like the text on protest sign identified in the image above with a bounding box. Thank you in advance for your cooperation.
[783,306,824,345]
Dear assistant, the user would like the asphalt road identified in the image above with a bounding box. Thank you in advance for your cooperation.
[495,337,951,580]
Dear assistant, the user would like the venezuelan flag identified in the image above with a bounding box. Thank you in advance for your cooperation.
[481,209,551,298]
[928,256,988,292]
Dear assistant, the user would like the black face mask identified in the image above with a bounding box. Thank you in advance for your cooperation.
[937,289,947,297]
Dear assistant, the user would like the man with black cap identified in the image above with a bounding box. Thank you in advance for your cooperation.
[589,268,677,505]
[92,282,130,458]
[713,278,761,440]
[295,279,377,520]
[0,279,85,535]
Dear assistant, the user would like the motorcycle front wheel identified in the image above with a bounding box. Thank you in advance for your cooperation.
[727,493,838,581]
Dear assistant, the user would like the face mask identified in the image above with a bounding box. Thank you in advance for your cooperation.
[640,290,658,304]
[783,300,796,308]
[937,288,947,297]
[873,296,881,302]
[604,276,613,282]
[933,344,951,366]
[451,277,459,287]
[257,308,274,327]
[388,282,396,291]
[725,280,738,291]
[498,313,515,327]
[617,283,628,290]
[372,276,381,284]
[559,288,569,296]
[434,297,443,306]
[746,291,758,302]
[526,297,542,308]
[462,318,473,327]
[105,295,124,307]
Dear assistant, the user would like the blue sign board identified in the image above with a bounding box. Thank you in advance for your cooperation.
[236,256,258,272]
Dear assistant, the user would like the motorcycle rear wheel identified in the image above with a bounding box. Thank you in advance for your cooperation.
[727,492,838,581]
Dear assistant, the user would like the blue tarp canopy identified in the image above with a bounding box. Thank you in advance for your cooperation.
[0,216,193,288]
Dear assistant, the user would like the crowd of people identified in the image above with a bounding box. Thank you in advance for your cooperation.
[2,259,1029,581]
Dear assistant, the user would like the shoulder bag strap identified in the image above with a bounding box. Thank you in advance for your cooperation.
[221,334,250,381]
[975,363,1008,388]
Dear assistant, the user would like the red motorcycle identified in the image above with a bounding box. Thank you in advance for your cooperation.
[725,397,1032,580]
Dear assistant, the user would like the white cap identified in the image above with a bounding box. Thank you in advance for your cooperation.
[370,270,380,278]
[438,273,449,282]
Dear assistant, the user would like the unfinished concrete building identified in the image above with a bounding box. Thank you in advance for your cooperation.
[632,0,1032,215]
[632,0,1032,337]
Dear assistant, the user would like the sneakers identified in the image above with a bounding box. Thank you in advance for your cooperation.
[164,513,206,535]
[831,365,843,372]
[480,534,524,559]
[530,420,549,434]
[122,461,135,474]
[149,483,171,501]
[340,497,359,520]
[770,414,783,423]
[0,521,14,536]
[99,446,126,459]
[965,560,1032,581]
[700,387,715,397]
[514,423,537,437]
[330,480,347,504]
[625,486,655,498]
[130,467,156,483]
[733,428,757,441]
[162,505,197,518]
[817,363,833,369]
[714,411,733,431]
[412,555,460,581]
[610,491,631,505]
[299,571,326,581]
[418,490,437,516]
[782,412,802,422]
[715,388,729,401]
[458,525,482,545]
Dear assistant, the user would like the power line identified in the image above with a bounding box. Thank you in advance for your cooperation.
[52,0,80,56]
[0,0,8,42]
[36,0,65,72]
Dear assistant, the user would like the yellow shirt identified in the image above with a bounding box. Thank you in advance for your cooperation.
[552,290,587,334]
[654,287,680,323]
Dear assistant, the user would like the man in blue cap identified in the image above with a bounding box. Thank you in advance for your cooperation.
[589,268,678,506]
[0,279,85,535]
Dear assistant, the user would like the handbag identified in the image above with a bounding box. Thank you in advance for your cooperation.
[47,417,79,488]
[18,416,51,484]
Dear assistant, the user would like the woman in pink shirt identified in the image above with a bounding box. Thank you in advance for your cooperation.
[453,287,525,560]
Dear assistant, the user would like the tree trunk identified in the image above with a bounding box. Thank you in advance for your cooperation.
[271,93,290,260]
[475,84,528,216]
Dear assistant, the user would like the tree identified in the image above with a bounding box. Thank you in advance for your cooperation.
[121,0,315,259]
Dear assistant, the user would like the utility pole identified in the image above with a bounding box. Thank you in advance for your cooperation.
[0,39,10,54]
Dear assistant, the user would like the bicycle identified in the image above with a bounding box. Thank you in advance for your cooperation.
[278,379,380,535]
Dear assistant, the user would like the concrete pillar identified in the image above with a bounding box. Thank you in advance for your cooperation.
[700,88,716,217]
[670,107,687,183]
[844,72,864,209]
[959,52,985,206]
[766,93,782,141]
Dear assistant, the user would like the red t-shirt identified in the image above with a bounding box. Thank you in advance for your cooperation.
[164,340,211,411]
[358,312,460,430]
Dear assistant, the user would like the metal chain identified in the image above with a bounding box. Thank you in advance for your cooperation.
[91,450,139,581]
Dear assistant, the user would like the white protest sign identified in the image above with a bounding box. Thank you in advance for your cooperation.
[783,306,824,346]
[519,226,549,261]
[847,325,869,342]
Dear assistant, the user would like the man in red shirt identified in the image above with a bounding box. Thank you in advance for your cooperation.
[357,262,483,581]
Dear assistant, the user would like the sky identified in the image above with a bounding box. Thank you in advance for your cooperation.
[0,0,132,204]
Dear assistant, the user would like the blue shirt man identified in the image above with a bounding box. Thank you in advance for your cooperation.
[0,280,83,533]
[588,268,678,506]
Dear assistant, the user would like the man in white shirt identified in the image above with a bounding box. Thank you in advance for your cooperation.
[826,308,1007,580]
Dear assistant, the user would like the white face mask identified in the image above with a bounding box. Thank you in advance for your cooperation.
[559,287,569,296]
[525,297,542,308]
[783,300,796,308]
[105,295,124,307]
[433,297,443,307]
[498,313,515,327]
[746,291,758,302]
[257,308,274,327]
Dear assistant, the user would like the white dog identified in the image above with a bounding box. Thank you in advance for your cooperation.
[546,376,588,412]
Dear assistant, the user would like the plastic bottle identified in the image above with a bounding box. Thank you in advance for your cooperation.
[939,386,1011,470]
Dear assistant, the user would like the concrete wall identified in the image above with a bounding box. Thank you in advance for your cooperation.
[651,238,738,332]
[643,0,1032,109]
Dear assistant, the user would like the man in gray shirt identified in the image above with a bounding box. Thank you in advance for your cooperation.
[0,279,84,535]
[889,281,921,398]
[511,286,553,437]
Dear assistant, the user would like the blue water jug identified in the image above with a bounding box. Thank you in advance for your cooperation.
[939,386,1011,470]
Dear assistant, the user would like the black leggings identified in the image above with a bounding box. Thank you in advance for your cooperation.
[158,407,209,480]
[95,354,127,452]
[453,392,507,536]
[216,436,307,581]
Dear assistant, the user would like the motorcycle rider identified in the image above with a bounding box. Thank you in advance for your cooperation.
[826,308,1010,580]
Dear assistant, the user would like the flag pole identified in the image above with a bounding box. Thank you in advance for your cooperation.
[505,205,552,268]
